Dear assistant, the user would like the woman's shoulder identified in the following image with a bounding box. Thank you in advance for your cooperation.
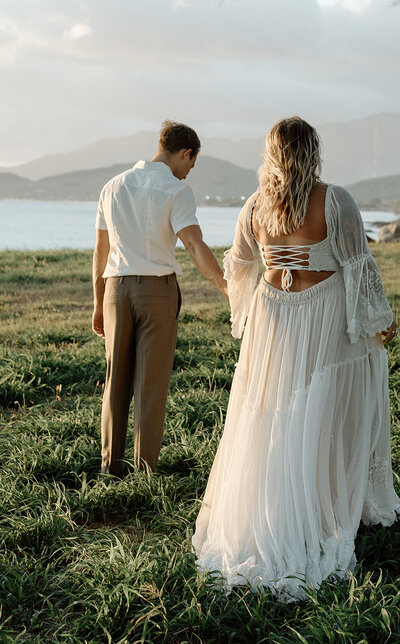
[313,181,351,201]
[325,183,357,204]
[238,191,259,223]
[321,183,361,223]
[243,191,259,210]
[325,183,364,238]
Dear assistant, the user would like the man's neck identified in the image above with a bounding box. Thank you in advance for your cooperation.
[150,151,175,174]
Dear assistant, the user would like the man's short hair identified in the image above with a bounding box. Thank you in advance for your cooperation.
[159,121,201,159]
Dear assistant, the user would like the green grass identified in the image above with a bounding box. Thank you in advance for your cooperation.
[0,245,399,643]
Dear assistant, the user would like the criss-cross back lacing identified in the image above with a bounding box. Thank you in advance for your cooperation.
[249,193,340,292]
[261,244,311,291]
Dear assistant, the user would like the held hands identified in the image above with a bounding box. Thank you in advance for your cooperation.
[92,306,105,338]
[381,319,398,344]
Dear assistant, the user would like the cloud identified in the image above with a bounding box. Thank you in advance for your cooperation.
[316,0,374,10]
[172,0,188,10]
[0,17,22,62]
[64,23,92,40]
[0,0,399,164]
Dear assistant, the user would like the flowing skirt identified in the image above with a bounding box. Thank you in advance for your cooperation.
[192,272,400,602]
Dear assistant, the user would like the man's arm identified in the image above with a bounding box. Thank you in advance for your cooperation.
[178,225,228,298]
[92,229,110,337]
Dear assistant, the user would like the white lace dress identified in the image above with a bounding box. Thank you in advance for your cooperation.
[192,185,400,602]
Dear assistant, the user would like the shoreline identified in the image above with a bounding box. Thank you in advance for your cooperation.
[0,196,398,213]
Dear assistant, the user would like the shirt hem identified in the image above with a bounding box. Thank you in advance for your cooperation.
[102,268,183,278]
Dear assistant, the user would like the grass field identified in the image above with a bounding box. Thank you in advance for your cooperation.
[0,244,399,643]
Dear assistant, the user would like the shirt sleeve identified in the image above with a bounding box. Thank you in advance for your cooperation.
[95,187,108,230]
[223,193,259,339]
[170,185,199,234]
[329,185,394,344]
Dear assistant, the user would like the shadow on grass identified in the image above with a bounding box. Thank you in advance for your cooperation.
[355,519,400,578]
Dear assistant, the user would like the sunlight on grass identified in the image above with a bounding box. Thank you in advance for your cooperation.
[0,245,399,642]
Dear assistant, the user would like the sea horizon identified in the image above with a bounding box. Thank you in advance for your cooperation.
[0,199,397,251]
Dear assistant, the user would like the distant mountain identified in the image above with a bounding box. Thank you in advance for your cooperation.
[0,132,262,182]
[0,156,258,204]
[0,132,158,183]
[319,113,400,187]
[2,113,399,187]
[34,165,130,202]
[0,172,36,199]
[187,156,257,203]
[2,156,398,213]
[345,174,400,211]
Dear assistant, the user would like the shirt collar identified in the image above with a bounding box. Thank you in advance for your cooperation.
[133,160,174,176]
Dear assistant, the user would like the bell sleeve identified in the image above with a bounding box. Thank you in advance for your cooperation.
[223,195,259,339]
[329,185,394,344]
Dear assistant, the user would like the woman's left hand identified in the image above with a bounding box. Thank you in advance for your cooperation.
[381,319,399,344]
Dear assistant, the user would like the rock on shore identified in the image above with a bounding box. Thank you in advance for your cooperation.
[377,219,400,243]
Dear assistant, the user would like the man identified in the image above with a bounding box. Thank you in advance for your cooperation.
[92,120,227,476]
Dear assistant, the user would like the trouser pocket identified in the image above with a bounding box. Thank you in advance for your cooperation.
[176,281,182,319]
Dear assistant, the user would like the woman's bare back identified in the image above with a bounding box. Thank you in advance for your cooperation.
[252,181,335,292]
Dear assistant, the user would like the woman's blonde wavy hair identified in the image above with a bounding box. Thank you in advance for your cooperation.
[256,116,321,236]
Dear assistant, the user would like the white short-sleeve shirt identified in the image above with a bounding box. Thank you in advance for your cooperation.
[96,160,199,277]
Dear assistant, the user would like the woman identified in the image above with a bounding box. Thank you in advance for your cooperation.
[192,117,399,603]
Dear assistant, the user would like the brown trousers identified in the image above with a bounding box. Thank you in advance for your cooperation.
[101,274,181,473]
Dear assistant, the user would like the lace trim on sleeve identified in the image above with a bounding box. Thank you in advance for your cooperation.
[328,186,394,344]
[342,252,394,343]
[363,454,400,526]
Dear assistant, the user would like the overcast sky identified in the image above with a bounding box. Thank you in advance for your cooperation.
[1,0,399,166]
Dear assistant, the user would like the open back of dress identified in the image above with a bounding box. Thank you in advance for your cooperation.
[250,193,340,292]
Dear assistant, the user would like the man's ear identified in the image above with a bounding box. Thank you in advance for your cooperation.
[183,148,192,159]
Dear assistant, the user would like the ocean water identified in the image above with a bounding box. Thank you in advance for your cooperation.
[0,200,397,251]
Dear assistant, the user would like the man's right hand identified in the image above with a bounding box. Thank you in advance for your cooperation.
[92,306,105,338]
[381,319,398,344]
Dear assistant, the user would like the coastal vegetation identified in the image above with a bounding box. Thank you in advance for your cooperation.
[0,246,399,643]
